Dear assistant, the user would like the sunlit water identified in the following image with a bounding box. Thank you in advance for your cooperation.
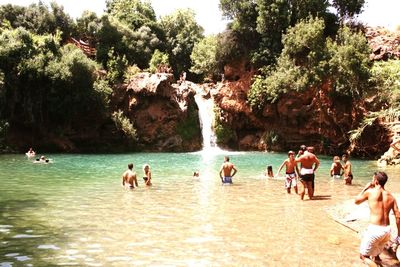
[0,152,399,266]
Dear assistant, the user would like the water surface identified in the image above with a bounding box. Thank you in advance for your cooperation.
[0,152,399,266]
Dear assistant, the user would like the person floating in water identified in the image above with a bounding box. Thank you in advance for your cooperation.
[193,171,200,178]
[295,146,319,200]
[330,156,343,179]
[275,151,299,194]
[342,153,353,185]
[122,163,138,189]
[355,171,400,266]
[264,165,274,178]
[26,148,36,158]
[143,164,152,186]
[219,156,237,184]
[34,155,50,164]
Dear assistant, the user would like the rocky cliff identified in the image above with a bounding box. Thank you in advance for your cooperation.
[112,73,202,152]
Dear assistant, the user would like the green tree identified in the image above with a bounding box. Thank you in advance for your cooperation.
[160,9,204,77]
[190,35,218,80]
[76,11,101,43]
[331,0,365,21]
[106,0,156,30]
[96,15,160,70]
[327,26,371,97]
[370,60,400,107]
[148,49,169,73]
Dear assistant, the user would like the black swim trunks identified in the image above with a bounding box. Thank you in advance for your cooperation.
[300,173,315,182]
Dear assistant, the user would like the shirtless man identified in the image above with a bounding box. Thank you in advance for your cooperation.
[355,172,400,266]
[295,146,319,200]
[342,153,353,185]
[276,151,299,194]
[219,156,237,184]
[122,163,138,189]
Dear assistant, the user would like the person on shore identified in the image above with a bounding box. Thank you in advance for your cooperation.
[276,151,299,194]
[295,146,319,200]
[122,163,138,189]
[264,165,274,178]
[143,164,152,186]
[330,156,343,179]
[219,156,237,184]
[355,171,400,266]
[342,153,353,185]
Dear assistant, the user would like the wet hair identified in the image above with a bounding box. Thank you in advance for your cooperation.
[342,153,348,158]
[374,171,388,187]
[288,151,295,156]
[128,163,133,170]
[143,164,150,171]
[307,146,314,153]
[225,156,230,162]
[300,145,307,151]
[333,156,340,161]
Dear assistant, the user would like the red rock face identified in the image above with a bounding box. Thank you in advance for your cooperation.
[113,73,202,152]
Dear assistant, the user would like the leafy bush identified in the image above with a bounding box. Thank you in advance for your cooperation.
[370,60,400,107]
[112,110,137,141]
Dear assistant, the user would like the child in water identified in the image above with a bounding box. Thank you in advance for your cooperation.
[330,156,343,179]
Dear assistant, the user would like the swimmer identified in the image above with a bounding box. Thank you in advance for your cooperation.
[26,148,36,158]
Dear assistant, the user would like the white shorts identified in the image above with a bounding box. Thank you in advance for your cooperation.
[285,173,297,188]
[359,224,391,256]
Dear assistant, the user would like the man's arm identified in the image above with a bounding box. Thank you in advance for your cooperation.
[275,161,286,178]
[219,165,224,182]
[355,182,373,204]
[134,173,138,187]
[231,166,237,177]
[393,198,400,243]
[122,174,125,186]
[313,157,320,172]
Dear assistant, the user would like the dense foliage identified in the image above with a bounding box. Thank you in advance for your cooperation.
[248,17,371,109]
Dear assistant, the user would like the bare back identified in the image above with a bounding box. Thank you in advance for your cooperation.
[221,162,236,177]
[123,170,137,187]
[367,187,396,226]
[296,152,319,169]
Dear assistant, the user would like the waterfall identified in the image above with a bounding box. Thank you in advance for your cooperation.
[194,87,221,152]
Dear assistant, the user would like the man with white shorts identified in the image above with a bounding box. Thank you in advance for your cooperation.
[355,171,400,266]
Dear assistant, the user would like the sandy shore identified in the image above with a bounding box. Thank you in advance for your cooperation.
[325,195,400,266]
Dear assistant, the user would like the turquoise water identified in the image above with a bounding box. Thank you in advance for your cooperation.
[0,152,399,266]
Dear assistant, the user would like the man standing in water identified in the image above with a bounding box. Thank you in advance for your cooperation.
[355,172,400,266]
[219,156,237,184]
[122,163,138,189]
[342,153,353,185]
[295,146,319,200]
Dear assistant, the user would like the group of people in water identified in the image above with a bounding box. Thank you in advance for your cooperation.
[26,148,51,163]
[27,145,399,266]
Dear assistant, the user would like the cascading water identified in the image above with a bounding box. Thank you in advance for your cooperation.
[193,87,222,153]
